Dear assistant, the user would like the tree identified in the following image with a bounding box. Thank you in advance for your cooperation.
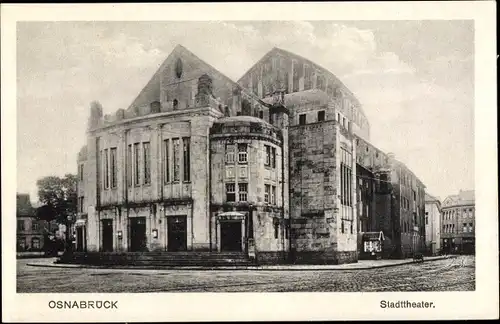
[36,174,77,253]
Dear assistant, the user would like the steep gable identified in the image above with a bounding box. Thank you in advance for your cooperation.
[127,44,261,112]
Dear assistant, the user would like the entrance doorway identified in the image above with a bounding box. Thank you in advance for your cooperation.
[220,221,242,252]
[167,216,187,251]
[101,219,113,252]
[76,226,85,252]
[129,217,147,252]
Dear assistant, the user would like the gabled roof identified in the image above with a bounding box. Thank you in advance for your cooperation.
[17,193,34,216]
[238,47,366,117]
[127,44,263,110]
[442,190,475,207]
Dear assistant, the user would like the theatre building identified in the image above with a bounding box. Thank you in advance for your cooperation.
[74,44,425,265]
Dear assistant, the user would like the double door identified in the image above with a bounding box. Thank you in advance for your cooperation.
[129,217,147,252]
[101,219,113,252]
[167,216,187,252]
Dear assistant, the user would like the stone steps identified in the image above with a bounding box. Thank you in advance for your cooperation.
[63,251,253,267]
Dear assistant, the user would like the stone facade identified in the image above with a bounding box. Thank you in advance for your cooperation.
[75,44,427,264]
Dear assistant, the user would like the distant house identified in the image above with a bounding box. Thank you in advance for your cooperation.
[16,194,55,252]
[441,190,475,254]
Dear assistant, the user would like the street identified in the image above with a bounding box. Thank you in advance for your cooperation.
[17,255,475,293]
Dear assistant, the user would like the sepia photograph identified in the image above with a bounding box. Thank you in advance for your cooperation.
[2,2,498,322]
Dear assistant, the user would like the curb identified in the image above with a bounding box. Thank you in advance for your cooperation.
[26,255,455,271]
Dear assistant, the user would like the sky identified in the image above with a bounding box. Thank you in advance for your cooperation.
[16,21,474,203]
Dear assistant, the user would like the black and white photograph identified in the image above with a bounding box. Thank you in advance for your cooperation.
[2,2,498,322]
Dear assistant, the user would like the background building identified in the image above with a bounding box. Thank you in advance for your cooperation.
[74,44,427,264]
[16,194,46,252]
[425,193,442,255]
[441,190,475,254]
[354,136,427,259]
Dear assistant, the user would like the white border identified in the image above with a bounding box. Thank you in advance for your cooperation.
[2,2,498,322]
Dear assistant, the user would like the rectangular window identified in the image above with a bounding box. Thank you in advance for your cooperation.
[17,220,25,231]
[143,142,151,184]
[79,164,84,181]
[292,61,300,92]
[163,140,170,183]
[173,138,180,182]
[317,110,325,122]
[259,110,264,119]
[252,72,259,95]
[110,147,117,188]
[79,196,84,213]
[343,117,346,128]
[299,114,306,125]
[18,237,26,250]
[238,143,248,163]
[463,223,467,233]
[271,147,276,169]
[425,216,428,225]
[304,64,312,90]
[271,185,276,205]
[274,222,279,239]
[337,113,341,122]
[32,221,39,231]
[183,137,190,182]
[340,148,353,208]
[32,238,41,249]
[265,145,271,166]
[226,183,236,202]
[104,148,109,189]
[127,144,132,187]
[316,74,324,90]
[469,223,473,232]
[225,144,235,164]
[341,220,345,234]
[134,143,140,186]
[238,183,248,202]
[264,184,271,203]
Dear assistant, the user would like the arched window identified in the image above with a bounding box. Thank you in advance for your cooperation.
[173,99,178,110]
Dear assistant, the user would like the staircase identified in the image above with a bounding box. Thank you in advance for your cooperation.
[62,251,254,267]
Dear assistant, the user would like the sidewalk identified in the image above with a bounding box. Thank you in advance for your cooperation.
[25,255,455,271]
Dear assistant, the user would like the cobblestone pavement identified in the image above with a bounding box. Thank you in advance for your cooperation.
[17,255,475,293]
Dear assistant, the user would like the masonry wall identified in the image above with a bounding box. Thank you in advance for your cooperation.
[289,120,358,264]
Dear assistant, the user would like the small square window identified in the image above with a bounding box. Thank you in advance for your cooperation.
[317,111,325,122]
